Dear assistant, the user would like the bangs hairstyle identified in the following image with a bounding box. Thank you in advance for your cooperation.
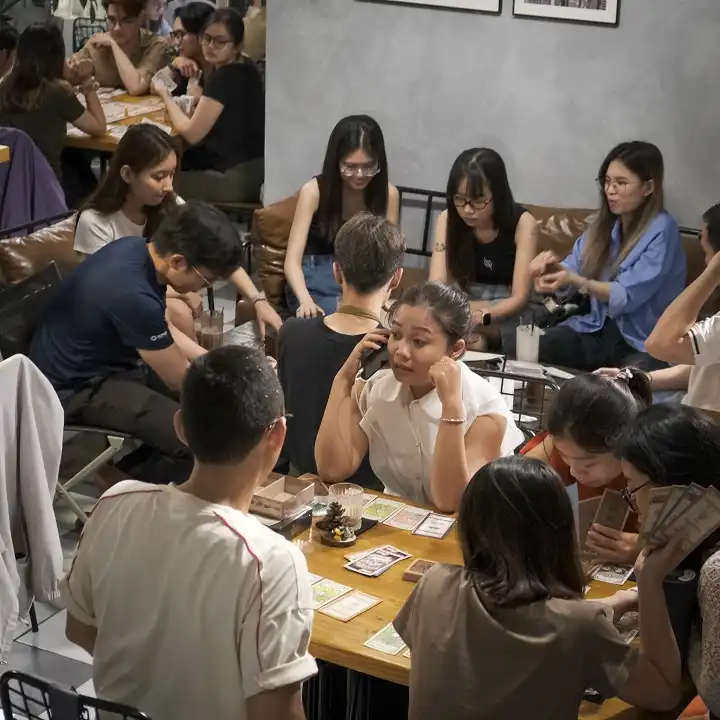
[388,281,472,346]
[445,148,518,290]
[703,202,720,253]
[548,369,652,454]
[0,24,65,113]
[80,124,180,237]
[617,404,720,492]
[181,346,284,464]
[334,211,406,294]
[583,141,665,280]
[459,456,584,608]
[316,115,390,249]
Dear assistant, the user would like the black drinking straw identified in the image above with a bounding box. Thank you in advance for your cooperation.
[207,286,215,312]
[531,310,535,334]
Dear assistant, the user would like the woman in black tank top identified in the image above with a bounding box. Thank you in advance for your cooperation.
[429,148,537,353]
[284,115,400,318]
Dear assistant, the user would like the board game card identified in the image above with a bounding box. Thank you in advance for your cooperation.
[384,506,430,531]
[593,489,630,531]
[362,498,405,522]
[311,579,352,609]
[364,623,407,655]
[653,484,704,543]
[318,591,381,621]
[640,486,674,543]
[577,497,601,545]
[362,493,377,507]
[307,573,323,586]
[412,513,456,539]
[403,648,411,658]
[344,545,411,577]
[666,485,720,556]
[591,564,634,586]
[402,558,436,583]
[615,612,639,645]
[344,549,371,562]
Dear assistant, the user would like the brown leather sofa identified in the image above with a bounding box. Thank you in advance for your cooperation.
[0,214,79,287]
[250,194,715,315]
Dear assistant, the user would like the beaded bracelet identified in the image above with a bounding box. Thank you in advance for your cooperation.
[441,416,466,424]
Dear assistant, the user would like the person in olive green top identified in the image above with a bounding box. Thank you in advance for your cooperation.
[70,0,173,95]
[0,24,106,181]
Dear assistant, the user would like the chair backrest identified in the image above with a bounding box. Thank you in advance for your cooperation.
[0,669,151,719]
[73,18,106,52]
[0,262,62,358]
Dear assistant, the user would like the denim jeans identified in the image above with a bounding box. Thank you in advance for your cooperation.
[285,254,340,316]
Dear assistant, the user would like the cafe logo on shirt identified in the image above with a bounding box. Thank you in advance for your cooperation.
[151,331,169,342]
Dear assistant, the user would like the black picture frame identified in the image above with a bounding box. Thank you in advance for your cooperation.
[359,0,502,16]
[512,0,620,27]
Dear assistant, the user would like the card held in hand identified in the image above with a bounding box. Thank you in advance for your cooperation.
[593,489,630,531]
[591,564,633,586]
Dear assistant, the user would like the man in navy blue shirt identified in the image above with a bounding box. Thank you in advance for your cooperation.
[31,201,245,483]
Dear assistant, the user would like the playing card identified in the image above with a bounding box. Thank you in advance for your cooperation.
[318,590,381,621]
[383,506,430,531]
[344,550,371,562]
[412,513,456,539]
[591,564,634,586]
[307,573,323,586]
[577,497,601,545]
[653,484,704,543]
[311,579,352,609]
[151,67,177,93]
[363,498,405,522]
[402,648,411,658]
[640,487,674,543]
[652,486,687,534]
[362,493,377,508]
[667,486,720,556]
[402,558,436,583]
[615,612,639,645]
[593,489,630,531]
[364,623,407,655]
[344,545,411,577]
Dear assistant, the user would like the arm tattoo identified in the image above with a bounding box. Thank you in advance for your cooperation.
[434,242,446,252]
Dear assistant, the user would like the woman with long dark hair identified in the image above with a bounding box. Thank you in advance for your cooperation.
[521,368,652,564]
[616,405,720,719]
[429,148,537,352]
[529,141,684,371]
[75,124,181,254]
[284,115,399,318]
[393,455,683,719]
[153,8,265,203]
[0,24,106,181]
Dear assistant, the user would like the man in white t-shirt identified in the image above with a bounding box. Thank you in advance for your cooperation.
[61,346,317,720]
[645,202,720,413]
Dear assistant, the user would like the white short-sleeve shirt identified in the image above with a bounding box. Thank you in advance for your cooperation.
[357,361,524,506]
[685,314,720,412]
[60,481,317,720]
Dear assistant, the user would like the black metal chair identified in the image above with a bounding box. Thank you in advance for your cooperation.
[72,18,106,53]
[0,670,150,719]
[0,263,130,523]
[395,185,445,258]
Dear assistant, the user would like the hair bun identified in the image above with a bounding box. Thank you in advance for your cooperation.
[617,366,653,406]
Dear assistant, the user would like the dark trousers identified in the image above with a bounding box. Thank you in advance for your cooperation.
[64,368,193,484]
[538,319,667,372]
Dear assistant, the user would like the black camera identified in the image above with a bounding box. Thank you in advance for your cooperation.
[539,291,591,329]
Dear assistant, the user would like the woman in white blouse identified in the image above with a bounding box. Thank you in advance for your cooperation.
[315,281,523,512]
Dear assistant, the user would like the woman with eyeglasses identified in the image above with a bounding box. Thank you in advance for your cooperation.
[528,141,684,372]
[167,2,213,96]
[393,455,683,720]
[616,404,720,720]
[153,8,265,204]
[284,115,400,318]
[429,148,537,353]
[521,368,652,564]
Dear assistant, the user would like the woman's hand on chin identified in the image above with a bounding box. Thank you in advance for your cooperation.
[429,357,463,411]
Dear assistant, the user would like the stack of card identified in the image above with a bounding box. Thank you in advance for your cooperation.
[640,484,720,551]
[344,545,411,577]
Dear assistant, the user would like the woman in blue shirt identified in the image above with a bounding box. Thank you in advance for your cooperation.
[529,141,684,371]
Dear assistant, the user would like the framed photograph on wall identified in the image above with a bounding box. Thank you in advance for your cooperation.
[365,0,501,14]
[513,0,619,26]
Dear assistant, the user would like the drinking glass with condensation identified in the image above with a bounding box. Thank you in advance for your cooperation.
[198,309,224,351]
[328,483,364,530]
[516,312,544,364]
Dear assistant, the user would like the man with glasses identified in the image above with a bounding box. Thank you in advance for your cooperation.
[62,346,317,720]
[30,202,245,484]
[69,0,173,94]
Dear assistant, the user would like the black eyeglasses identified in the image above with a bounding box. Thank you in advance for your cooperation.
[621,481,651,512]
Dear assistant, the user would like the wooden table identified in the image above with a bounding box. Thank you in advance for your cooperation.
[64,93,171,153]
[297,490,690,720]
[0,145,9,164]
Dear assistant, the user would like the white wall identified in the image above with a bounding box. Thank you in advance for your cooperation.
[265,0,720,229]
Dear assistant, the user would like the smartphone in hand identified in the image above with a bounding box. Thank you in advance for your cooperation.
[361,346,389,380]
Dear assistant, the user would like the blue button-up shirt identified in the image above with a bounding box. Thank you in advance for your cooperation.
[561,211,685,352]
